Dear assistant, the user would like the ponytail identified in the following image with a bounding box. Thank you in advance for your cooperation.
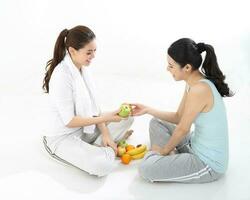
[168,38,233,97]
[197,43,233,97]
[42,25,96,93]
[42,29,68,93]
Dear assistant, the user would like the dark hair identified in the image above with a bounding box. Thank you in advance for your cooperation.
[42,25,96,93]
[168,38,233,97]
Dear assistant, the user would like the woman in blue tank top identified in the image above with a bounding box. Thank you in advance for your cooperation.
[131,38,233,183]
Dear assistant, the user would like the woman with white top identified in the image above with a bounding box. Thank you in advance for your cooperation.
[131,38,233,183]
[42,25,133,177]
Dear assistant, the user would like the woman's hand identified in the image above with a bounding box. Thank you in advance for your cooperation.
[102,134,118,155]
[151,144,176,156]
[130,103,149,116]
[101,109,123,122]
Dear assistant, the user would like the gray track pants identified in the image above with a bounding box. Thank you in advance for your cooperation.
[138,118,223,183]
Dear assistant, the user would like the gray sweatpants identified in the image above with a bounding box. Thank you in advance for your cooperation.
[138,117,222,183]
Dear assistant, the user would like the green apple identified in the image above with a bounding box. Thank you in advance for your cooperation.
[117,146,126,157]
[118,139,128,148]
[118,104,132,118]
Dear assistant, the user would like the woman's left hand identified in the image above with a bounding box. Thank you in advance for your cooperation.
[102,134,118,155]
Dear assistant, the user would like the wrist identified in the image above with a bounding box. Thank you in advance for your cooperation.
[146,107,153,115]
[98,115,109,123]
[101,129,110,137]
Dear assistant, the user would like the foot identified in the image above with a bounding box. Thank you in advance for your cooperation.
[117,129,133,142]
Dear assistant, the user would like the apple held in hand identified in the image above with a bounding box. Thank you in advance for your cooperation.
[118,104,132,118]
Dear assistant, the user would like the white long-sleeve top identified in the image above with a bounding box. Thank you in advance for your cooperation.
[46,53,100,136]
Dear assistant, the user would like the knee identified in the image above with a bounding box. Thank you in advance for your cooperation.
[138,159,155,182]
[98,160,116,177]
[90,157,116,177]
[89,148,117,177]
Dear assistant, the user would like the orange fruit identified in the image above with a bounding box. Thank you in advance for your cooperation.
[121,153,132,165]
[126,145,135,152]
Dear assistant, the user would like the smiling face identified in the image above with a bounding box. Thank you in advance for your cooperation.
[69,40,97,68]
[167,55,191,81]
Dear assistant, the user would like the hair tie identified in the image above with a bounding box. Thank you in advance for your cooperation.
[197,43,206,54]
[64,29,69,37]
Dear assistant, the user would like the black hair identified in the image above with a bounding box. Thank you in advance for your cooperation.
[168,38,233,97]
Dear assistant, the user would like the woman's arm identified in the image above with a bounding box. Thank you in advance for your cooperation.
[66,116,106,128]
[66,110,122,128]
[131,85,188,124]
[67,112,120,154]
[132,104,179,124]
[96,122,118,153]
[157,84,208,155]
[147,108,179,124]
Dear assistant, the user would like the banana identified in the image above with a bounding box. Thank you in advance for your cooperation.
[127,144,147,156]
[131,150,147,160]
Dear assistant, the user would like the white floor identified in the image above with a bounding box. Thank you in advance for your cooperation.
[0,74,249,200]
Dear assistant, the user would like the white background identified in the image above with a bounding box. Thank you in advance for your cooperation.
[0,0,250,199]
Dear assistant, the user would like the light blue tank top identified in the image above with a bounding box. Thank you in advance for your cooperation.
[190,79,229,173]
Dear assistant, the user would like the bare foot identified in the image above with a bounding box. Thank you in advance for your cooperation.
[117,130,133,142]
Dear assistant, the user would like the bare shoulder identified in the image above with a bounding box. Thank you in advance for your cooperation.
[188,82,211,99]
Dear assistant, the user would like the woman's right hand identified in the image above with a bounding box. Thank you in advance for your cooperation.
[130,103,149,116]
[101,109,123,122]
